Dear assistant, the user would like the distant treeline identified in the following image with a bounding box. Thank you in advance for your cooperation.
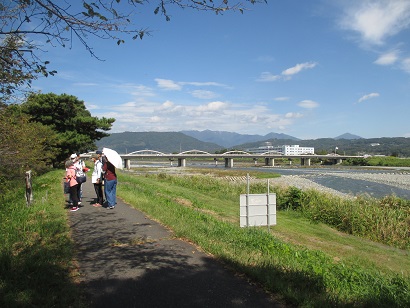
[343,156,410,167]
[239,137,410,157]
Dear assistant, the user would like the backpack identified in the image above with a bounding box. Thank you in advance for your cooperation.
[75,168,87,184]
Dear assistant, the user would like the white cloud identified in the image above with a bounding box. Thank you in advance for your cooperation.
[154,79,230,92]
[149,116,162,123]
[401,57,410,73]
[257,72,281,82]
[127,85,156,97]
[274,97,290,101]
[257,62,317,82]
[298,100,319,109]
[374,50,399,65]
[180,81,227,87]
[281,62,317,77]
[100,96,303,135]
[196,101,228,113]
[285,112,304,118]
[155,78,182,90]
[358,92,380,103]
[157,100,174,110]
[85,103,99,110]
[340,1,410,45]
[191,90,219,99]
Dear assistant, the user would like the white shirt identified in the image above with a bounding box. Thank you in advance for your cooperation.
[92,160,103,184]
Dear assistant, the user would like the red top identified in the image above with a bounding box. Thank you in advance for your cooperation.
[103,161,117,181]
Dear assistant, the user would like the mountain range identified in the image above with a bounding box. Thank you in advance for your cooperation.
[180,130,299,148]
[96,130,410,157]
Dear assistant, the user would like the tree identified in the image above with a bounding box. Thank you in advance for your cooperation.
[0,105,59,195]
[0,0,265,102]
[20,92,115,164]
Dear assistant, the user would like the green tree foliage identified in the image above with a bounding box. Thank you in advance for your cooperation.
[0,35,54,104]
[20,93,115,164]
[0,105,59,194]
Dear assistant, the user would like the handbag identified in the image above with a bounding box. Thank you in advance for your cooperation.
[64,181,70,194]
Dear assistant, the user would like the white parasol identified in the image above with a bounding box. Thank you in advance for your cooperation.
[102,147,123,169]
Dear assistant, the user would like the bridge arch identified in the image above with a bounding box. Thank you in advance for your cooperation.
[125,150,166,156]
[178,149,212,155]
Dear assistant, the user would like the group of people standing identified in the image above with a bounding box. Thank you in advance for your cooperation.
[65,151,118,212]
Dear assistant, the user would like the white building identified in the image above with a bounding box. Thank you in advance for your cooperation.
[247,143,314,155]
[282,145,314,155]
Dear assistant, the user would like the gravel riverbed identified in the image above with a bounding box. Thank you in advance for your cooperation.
[268,171,410,199]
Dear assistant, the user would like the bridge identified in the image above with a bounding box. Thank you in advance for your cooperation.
[116,149,363,169]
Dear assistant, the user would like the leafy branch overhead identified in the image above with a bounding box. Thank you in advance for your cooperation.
[0,0,265,102]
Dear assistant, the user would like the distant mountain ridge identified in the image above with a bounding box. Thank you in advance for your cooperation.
[95,131,222,154]
[96,131,410,157]
[335,133,363,140]
[180,130,299,148]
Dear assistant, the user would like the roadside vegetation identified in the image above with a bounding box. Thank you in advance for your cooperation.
[0,170,81,307]
[118,168,409,307]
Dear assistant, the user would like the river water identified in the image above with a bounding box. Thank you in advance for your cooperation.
[230,166,410,200]
[130,161,410,199]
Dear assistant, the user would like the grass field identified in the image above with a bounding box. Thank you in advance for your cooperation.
[118,168,410,307]
[1,167,408,307]
[0,170,82,307]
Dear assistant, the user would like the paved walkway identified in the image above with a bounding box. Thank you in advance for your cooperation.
[68,179,283,307]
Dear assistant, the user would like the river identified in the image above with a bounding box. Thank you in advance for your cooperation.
[130,161,410,199]
[230,165,410,199]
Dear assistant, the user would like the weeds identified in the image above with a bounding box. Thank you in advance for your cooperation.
[0,170,81,307]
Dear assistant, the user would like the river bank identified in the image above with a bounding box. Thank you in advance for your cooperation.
[268,171,410,199]
[128,163,410,199]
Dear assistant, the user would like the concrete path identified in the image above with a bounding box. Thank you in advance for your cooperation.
[68,179,283,308]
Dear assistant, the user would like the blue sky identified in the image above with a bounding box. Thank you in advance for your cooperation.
[31,0,410,139]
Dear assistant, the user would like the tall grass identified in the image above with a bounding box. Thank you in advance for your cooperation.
[118,172,410,307]
[277,188,410,250]
[0,170,81,307]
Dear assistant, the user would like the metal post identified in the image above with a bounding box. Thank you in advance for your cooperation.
[246,173,250,227]
[267,179,270,232]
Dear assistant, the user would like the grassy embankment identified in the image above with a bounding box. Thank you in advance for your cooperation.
[118,168,409,307]
[365,156,410,167]
[1,167,409,307]
[0,169,81,307]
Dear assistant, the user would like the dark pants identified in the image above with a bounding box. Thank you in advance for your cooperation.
[93,183,104,205]
[69,184,80,207]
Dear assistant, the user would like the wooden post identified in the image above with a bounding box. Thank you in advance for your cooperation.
[25,170,33,206]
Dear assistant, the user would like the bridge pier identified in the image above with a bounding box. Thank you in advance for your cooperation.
[178,158,186,167]
[124,159,131,170]
[264,158,275,166]
[225,158,234,168]
[301,158,311,166]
